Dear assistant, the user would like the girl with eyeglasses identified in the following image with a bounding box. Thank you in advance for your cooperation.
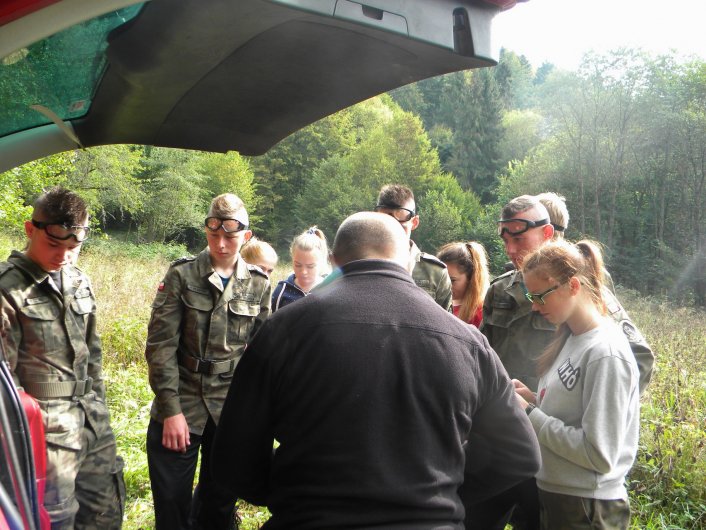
[513,240,640,530]
[436,241,489,327]
[272,226,329,311]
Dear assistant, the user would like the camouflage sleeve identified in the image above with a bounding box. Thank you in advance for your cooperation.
[85,280,106,400]
[605,290,654,394]
[436,268,453,313]
[145,267,185,419]
[252,280,272,341]
[479,282,495,343]
[0,290,22,389]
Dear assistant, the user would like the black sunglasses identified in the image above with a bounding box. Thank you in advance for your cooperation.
[32,219,90,242]
[374,204,416,223]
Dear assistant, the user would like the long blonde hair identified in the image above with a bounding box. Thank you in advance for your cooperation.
[437,241,489,323]
[521,239,607,375]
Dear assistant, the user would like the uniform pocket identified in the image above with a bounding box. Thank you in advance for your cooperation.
[227,299,260,343]
[181,288,214,336]
[41,399,84,451]
[485,306,514,329]
[70,293,94,315]
[20,298,60,320]
[20,298,60,353]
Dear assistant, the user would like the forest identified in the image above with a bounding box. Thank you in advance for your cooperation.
[2,47,705,306]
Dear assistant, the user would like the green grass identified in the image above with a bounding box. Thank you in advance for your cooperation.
[1,234,704,528]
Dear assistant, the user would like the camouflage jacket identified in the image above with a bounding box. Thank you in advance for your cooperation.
[409,240,452,312]
[481,269,654,394]
[145,249,271,434]
[0,250,112,450]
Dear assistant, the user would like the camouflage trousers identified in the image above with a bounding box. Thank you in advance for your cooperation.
[538,489,630,530]
[43,401,125,529]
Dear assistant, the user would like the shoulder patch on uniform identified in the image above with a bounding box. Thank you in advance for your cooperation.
[169,255,196,267]
[619,320,644,344]
[419,253,446,268]
[247,263,268,278]
[490,269,515,285]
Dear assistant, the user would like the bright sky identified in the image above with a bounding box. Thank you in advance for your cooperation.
[494,0,706,71]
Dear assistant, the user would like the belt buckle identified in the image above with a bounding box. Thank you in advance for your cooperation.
[196,358,212,375]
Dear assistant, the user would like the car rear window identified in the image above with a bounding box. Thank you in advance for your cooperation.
[0,3,145,138]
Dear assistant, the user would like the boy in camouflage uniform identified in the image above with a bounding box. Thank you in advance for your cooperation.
[470,194,654,530]
[145,193,271,530]
[374,184,452,311]
[0,187,124,529]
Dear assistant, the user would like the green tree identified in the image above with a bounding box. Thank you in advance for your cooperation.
[196,151,258,223]
[136,148,205,243]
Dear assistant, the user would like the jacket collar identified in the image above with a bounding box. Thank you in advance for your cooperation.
[194,248,250,280]
[340,259,413,283]
[8,250,50,283]
[8,250,82,297]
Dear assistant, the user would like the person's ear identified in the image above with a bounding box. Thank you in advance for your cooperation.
[410,215,420,231]
[542,224,555,241]
[569,276,581,295]
[242,230,252,242]
[24,220,34,239]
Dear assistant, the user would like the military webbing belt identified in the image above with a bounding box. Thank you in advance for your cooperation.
[23,377,93,398]
[178,353,235,375]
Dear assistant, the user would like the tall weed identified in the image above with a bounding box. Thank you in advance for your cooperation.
[1,232,703,529]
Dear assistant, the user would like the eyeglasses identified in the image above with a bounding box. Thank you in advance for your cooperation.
[32,219,90,242]
[374,204,416,223]
[525,283,563,305]
[205,217,248,237]
[497,218,549,237]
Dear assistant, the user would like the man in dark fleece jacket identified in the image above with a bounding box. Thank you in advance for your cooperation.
[212,212,540,530]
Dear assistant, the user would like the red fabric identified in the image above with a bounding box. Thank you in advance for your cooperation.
[0,0,60,27]
[452,305,483,328]
[470,306,483,328]
[19,391,51,530]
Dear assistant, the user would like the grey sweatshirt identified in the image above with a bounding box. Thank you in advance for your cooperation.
[528,319,640,500]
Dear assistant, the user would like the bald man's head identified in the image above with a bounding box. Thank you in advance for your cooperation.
[333,212,409,269]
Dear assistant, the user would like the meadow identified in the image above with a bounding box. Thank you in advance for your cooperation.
[2,236,704,529]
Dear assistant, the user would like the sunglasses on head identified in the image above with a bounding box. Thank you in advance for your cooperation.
[32,219,90,242]
[374,204,416,223]
[205,217,248,237]
[497,218,549,237]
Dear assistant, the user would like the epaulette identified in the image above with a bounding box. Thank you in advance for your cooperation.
[169,255,196,267]
[0,262,15,278]
[490,269,515,285]
[419,252,446,268]
[247,263,268,279]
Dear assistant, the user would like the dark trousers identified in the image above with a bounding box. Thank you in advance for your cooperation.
[465,478,540,530]
[538,490,630,530]
[147,417,236,530]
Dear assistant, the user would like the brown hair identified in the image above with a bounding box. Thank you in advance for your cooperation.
[521,239,607,375]
[33,187,88,225]
[501,194,543,220]
[376,184,415,210]
[208,193,246,220]
[437,241,489,323]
